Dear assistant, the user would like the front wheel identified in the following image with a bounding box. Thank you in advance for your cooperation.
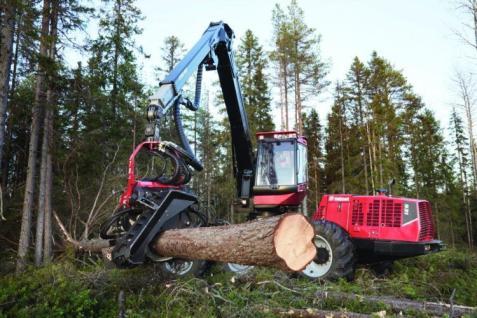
[156,208,207,279]
[302,220,355,281]
[158,259,208,279]
[223,263,254,275]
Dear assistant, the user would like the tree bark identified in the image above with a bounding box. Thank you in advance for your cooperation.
[37,0,58,266]
[55,212,316,271]
[0,0,16,169]
[111,0,121,115]
[16,0,50,272]
[283,62,289,130]
[43,135,53,263]
[35,107,49,266]
[153,213,316,271]
[338,106,346,193]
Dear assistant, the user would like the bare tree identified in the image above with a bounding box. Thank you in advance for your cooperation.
[455,71,477,190]
[455,0,477,51]
[453,71,476,248]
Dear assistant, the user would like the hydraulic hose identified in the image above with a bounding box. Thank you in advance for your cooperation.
[193,64,203,109]
[157,151,191,186]
[173,63,204,171]
[173,101,203,171]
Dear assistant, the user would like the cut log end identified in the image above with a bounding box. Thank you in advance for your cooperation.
[274,213,316,271]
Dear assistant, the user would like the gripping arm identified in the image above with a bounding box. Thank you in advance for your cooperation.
[147,22,255,199]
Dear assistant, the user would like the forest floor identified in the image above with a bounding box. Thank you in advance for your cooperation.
[0,249,476,317]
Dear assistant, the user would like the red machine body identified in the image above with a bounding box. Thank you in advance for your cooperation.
[119,141,180,208]
[311,193,442,263]
[313,194,434,243]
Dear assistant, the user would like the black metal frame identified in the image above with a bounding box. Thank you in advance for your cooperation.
[352,238,445,263]
[149,22,254,199]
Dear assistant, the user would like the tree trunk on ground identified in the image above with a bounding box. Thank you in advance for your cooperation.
[53,210,111,252]
[153,213,316,271]
[315,291,476,317]
[55,212,316,271]
[258,305,370,318]
[16,0,51,272]
[0,1,16,169]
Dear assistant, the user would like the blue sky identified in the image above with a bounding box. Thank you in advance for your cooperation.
[81,0,475,130]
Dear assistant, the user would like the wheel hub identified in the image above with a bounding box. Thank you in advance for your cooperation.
[316,246,330,264]
[164,259,194,275]
[302,235,333,278]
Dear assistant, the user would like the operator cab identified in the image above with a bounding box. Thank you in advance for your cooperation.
[253,131,308,211]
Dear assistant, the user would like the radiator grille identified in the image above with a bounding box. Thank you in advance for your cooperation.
[367,200,380,226]
[418,201,434,241]
[382,200,402,227]
[351,200,364,225]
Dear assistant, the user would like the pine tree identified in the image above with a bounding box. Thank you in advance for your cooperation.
[325,83,348,193]
[450,108,474,248]
[344,57,371,193]
[156,35,185,78]
[236,29,274,141]
[271,0,329,133]
[271,4,291,130]
[88,0,144,125]
[17,0,52,272]
[366,52,407,189]
[16,0,91,269]
[0,0,18,170]
[303,109,323,213]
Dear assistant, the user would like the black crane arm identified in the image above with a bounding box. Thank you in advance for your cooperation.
[147,22,255,199]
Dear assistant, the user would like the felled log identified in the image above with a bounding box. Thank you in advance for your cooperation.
[55,209,316,271]
[315,291,476,317]
[258,305,370,318]
[152,213,316,271]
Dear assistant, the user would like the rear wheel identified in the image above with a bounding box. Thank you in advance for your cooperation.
[302,220,355,281]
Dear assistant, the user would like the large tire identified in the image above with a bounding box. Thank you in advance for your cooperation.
[156,207,208,279]
[222,263,254,275]
[302,220,355,281]
[158,259,208,279]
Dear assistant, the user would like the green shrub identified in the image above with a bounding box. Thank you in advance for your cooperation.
[0,249,476,317]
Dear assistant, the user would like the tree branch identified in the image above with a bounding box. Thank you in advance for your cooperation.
[53,210,110,253]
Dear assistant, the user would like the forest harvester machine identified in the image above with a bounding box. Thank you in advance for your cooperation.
[100,22,444,280]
